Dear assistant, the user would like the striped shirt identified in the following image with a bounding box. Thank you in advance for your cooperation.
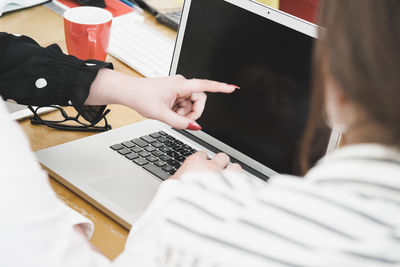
[117,144,400,267]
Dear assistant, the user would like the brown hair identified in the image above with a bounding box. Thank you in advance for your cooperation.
[300,0,400,173]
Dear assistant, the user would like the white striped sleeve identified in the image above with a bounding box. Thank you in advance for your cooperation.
[120,170,400,267]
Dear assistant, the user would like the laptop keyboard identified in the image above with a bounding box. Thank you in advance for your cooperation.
[110,131,197,180]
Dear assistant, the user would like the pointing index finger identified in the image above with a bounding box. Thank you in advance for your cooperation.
[182,79,239,94]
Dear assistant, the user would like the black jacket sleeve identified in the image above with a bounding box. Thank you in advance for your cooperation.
[0,32,113,123]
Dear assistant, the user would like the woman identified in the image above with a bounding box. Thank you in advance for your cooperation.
[2,0,400,266]
[122,1,400,266]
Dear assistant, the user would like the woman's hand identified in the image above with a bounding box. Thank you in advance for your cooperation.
[86,70,239,130]
[121,75,238,130]
[171,151,242,179]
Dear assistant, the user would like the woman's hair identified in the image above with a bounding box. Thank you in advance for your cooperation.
[300,0,400,173]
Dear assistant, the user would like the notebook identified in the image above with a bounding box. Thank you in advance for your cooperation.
[36,0,339,228]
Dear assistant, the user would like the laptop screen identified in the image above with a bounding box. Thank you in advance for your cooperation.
[176,0,323,175]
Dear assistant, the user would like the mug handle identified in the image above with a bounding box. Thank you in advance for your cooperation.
[87,28,97,60]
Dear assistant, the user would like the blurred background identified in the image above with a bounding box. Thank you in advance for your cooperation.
[257,0,319,23]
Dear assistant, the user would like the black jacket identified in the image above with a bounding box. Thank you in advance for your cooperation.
[0,32,113,122]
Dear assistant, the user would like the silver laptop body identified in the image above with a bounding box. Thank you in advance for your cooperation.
[36,0,340,229]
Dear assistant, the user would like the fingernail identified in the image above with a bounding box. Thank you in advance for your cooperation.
[228,84,240,89]
[187,122,202,131]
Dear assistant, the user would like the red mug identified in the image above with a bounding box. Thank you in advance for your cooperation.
[63,7,113,61]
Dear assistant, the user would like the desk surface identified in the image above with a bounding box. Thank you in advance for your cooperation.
[0,5,177,259]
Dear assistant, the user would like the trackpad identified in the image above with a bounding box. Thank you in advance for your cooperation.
[90,171,160,215]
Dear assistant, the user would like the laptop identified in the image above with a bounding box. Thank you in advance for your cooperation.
[4,101,54,120]
[36,0,340,229]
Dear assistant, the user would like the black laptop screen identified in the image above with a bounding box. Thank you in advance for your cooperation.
[176,0,319,175]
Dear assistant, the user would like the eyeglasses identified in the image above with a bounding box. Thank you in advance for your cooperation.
[28,105,112,132]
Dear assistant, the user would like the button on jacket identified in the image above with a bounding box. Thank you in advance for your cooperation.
[0,32,112,122]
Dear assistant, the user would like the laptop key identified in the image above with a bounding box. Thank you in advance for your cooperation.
[147,156,158,162]
[131,138,149,147]
[157,137,169,143]
[165,141,175,147]
[160,155,172,162]
[125,153,139,160]
[152,142,163,148]
[110,144,124,150]
[166,135,175,140]
[169,169,177,175]
[158,131,168,136]
[139,151,151,157]
[150,132,162,138]
[183,144,192,150]
[118,148,132,155]
[167,159,180,167]
[175,147,186,153]
[141,135,157,143]
[167,151,179,158]
[175,156,186,162]
[144,146,157,152]
[143,164,170,181]
[122,141,135,148]
[174,140,184,145]
[181,151,192,157]
[152,150,164,157]
[159,146,171,153]
[171,145,181,150]
[154,160,167,167]
[131,147,143,153]
[162,165,174,172]
[134,157,149,166]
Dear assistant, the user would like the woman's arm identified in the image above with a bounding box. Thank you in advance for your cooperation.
[0,33,237,128]
[86,69,237,129]
[0,32,112,122]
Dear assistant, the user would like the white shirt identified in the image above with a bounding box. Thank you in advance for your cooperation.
[1,100,399,267]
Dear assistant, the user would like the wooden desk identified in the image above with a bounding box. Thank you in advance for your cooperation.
[0,5,177,260]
